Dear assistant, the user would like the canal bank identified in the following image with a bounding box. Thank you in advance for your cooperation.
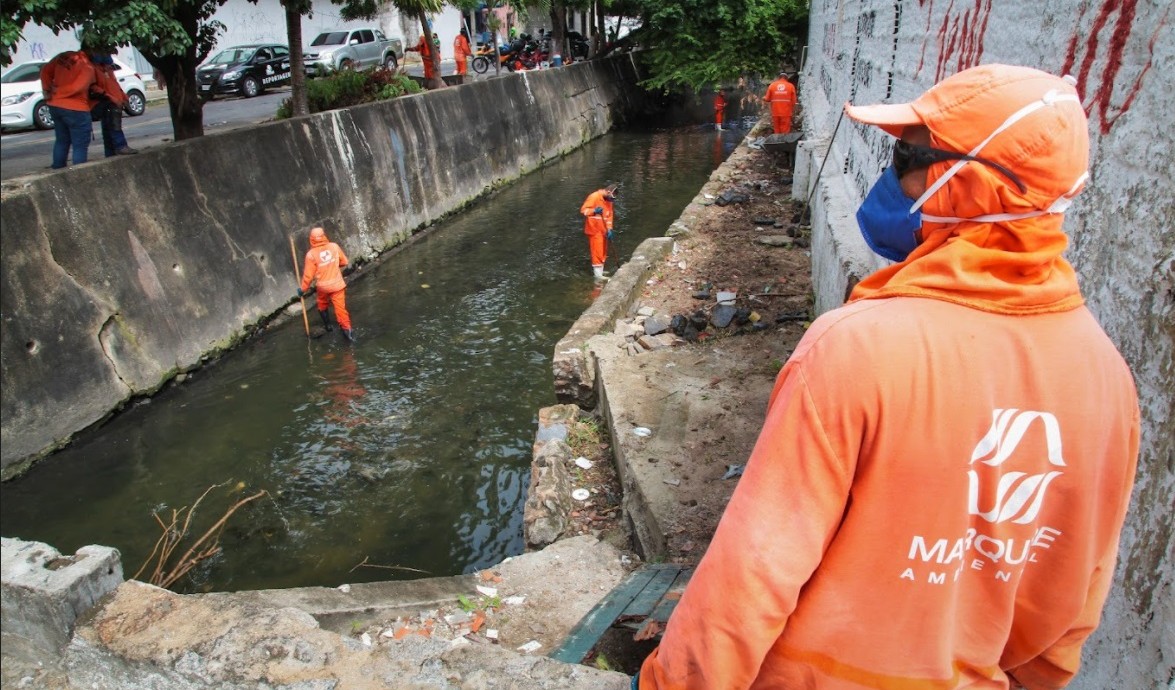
[1,120,780,690]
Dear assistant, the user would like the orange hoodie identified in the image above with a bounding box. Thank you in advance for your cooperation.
[40,51,97,113]
[639,163,1139,690]
[301,228,348,294]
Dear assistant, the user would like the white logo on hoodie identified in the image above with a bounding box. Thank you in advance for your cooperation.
[967,409,1065,524]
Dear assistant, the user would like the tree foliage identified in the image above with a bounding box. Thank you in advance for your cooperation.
[626,0,808,91]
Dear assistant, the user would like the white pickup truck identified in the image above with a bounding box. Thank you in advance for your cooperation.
[304,28,404,75]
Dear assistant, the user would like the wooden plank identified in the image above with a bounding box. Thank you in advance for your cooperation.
[620,566,682,619]
[647,568,692,623]
[548,567,661,664]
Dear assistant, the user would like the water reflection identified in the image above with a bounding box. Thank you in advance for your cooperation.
[0,125,744,592]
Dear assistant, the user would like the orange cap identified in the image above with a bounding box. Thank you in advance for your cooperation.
[845,64,1090,211]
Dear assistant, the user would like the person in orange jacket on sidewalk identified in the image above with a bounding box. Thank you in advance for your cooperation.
[39,48,98,168]
[763,70,796,134]
[453,28,472,84]
[406,32,437,82]
[580,183,618,281]
[638,64,1139,690]
[713,89,726,131]
[298,227,355,343]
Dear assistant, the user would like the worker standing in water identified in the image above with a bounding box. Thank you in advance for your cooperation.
[579,183,618,282]
[714,89,726,130]
[298,227,355,343]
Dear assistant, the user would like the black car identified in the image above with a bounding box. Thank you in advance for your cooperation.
[197,44,291,100]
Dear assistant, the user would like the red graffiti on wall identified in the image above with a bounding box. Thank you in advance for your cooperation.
[1062,0,1168,135]
[915,0,993,81]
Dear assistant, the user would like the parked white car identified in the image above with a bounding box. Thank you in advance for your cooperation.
[1,57,147,132]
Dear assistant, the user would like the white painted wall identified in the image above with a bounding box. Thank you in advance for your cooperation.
[797,1,1174,686]
[4,0,471,76]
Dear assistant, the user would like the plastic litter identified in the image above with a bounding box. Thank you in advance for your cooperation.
[722,464,745,480]
[476,585,498,597]
[633,427,652,437]
[575,457,593,469]
[572,488,591,501]
[517,640,543,653]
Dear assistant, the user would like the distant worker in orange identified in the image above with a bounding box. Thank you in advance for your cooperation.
[713,89,726,130]
[453,28,472,84]
[298,227,355,343]
[763,70,796,134]
[579,183,618,282]
[406,31,437,83]
[638,64,1139,689]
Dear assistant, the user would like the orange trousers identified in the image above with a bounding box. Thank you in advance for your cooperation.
[772,113,793,134]
[715,108,724,128]
[316,288,351,330]
[588,233,607,267]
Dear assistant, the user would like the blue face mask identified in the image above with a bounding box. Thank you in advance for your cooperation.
[856,166,922,262]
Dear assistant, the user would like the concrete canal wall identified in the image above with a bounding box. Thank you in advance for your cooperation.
[0,54,651,477]
[797,2,1174,686]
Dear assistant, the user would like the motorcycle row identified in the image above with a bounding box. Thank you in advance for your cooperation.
[471,30,591,74]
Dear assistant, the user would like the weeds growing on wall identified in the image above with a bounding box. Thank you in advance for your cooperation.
[276,68,423,119]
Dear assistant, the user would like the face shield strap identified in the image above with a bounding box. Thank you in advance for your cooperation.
[908,92,1083,214]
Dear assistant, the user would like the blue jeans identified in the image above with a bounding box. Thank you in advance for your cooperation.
[49,105,92,168]
[92,101,128,156]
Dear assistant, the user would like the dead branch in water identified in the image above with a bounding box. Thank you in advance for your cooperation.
[133,483,268,589]
[349,555,431,575]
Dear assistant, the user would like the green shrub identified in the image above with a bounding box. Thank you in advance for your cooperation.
[276,67,423,119]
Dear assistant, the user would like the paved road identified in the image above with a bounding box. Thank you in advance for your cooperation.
[0,62,507,181]
[0,88,291,180]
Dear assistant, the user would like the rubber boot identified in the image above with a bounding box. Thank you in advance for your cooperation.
[341,328,355,343]
[318,310,334,332]
[593,265,605,281]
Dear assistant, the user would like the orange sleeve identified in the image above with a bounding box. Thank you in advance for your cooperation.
[580,191,602,218]
[603,202,614,230]
[640,359,855,689]
[40,60,56,95]
[301,251,318,291]
[337,244,349,267]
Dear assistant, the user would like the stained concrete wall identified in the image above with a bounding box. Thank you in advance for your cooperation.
[0,55,650,476]
[798,2,1173,686]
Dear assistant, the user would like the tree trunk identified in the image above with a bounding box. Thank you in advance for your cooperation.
[140,9,204,140]
[593,2,605,58]
[285,5,308,117]
[418,11,444,90]
[549,3,567,64]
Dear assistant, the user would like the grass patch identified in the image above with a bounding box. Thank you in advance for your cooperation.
[277,68,422,119]
[567,417,603,457]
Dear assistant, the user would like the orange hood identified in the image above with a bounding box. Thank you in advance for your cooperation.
[846,65,1089,315]
[309,227,329,247]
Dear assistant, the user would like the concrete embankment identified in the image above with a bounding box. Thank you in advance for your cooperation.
[0,54,651,477]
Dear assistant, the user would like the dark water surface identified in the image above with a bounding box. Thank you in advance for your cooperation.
[1,125,745,592]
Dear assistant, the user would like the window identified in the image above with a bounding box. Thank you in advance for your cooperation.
[311,32,349,46]
[255,48,272,61]
[273,46,290,58]
[1,63,44,83]
[358,30,375,44]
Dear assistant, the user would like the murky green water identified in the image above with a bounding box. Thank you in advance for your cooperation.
[0,124,746,593]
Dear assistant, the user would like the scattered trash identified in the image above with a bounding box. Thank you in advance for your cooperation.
[476,585,498,597]
[449,637,471,649]
[663,478,681,486]
[633,427,653,437]
[337,584,351,593]
[722,464,745,480]
[360,632,373,647]
[420,284,430,289]
[572,488,591,501]
[575,457,594,469]
[486,629,499,640]
[716,290,737,305]
[503,595,526,606]
[517,640,543,654]
[380,628,396,638]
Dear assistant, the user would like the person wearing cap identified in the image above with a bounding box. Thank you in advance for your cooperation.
[763,71,796,134]
[298,227,355,342]
[579,184,618,281]
[636,64,1139,689]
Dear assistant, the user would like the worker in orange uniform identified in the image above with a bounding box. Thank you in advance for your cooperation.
[406,32,437,83]
[298,227,355,343]
[579,183,618,281]
[713,89,726,130]
[762,70,796,134]
[637,64,1139,689]
[453,28,472,84]
[40,47,98,168]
